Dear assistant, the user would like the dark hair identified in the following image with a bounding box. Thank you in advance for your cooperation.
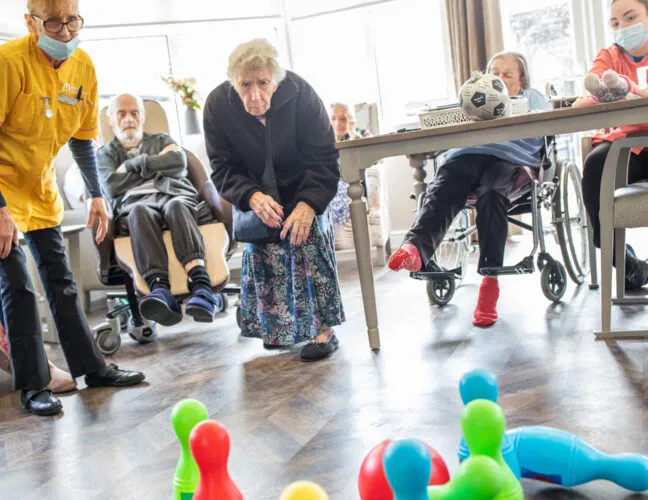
[486,51,531,90]
[610,0,648,10]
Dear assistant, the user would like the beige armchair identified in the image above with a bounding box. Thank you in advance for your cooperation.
[596,134,648,338]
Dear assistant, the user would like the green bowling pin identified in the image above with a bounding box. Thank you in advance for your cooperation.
[427,455,504,500]
[460,400,524,500]
[171,399,209,500]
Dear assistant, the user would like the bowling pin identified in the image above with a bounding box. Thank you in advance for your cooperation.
[171,399,209,500]
[279,480,329,500]
[382,439,431,500]
[427,455,504,500]
[190,420,243,500]
[457,370,521,479]
[461,400,523,500]
[508,426,648,492]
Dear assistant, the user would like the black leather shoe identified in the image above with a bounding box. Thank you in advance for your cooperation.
[85,363,145,388]
[300,334,339,362]
[21,388,62,416]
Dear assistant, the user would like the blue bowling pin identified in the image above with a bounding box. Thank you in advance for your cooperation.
[457,369,521,479]
[509,426,648,492]
[457,369,648,492]
[383,439,431,500]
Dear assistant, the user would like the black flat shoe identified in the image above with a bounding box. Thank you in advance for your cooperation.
[21,388,62,416]
[300,334,339,362]
[85,363,145,388]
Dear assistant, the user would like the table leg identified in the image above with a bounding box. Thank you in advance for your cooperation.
[348,180,380,350]
[408,154,428,202]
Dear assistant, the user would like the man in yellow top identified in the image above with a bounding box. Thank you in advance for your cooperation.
[0,0,145,417]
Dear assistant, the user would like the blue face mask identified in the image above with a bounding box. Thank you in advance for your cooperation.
[613,20,648,51]
[37,34,80,60]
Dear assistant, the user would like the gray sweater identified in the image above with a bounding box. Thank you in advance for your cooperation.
[96,133,197,212]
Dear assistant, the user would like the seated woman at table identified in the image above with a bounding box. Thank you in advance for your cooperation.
[388,51,550,327]
[572,0,648,290]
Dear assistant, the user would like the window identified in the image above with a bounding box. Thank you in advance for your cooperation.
[371,0,453,126]
[288,0,369,19]
[291,9,377,111]
[291,0,453,130]
[500,0,580,96]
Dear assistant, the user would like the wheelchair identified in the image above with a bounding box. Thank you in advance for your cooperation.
[90,100,240,355]
[409,136,593,306]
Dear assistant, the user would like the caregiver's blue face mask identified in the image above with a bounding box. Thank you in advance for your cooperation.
[37,34,80,60]
[613,20,648,51]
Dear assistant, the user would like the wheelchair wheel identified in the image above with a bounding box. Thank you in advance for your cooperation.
[554,160,589,285]
[236,304,242,329]
[217,293,229,313]
[95,325,121,356]
[426,278,456,306]
[540,260,567,302]
[128,319,158,344]
[434,208,471,284]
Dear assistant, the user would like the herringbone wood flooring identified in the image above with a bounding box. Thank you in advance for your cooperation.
[0,237,646,499]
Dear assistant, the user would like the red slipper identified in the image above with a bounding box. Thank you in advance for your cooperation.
[388,243,422,272]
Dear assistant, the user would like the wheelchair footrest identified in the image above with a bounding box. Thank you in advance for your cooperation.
[410,266,462,281]
[480,257,534,276]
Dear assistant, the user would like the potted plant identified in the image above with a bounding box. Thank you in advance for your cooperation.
[162,75,201,135]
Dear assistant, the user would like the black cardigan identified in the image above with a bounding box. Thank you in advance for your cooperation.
[203,71,340,215]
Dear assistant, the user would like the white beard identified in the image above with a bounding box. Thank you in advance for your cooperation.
[116,127,143,147]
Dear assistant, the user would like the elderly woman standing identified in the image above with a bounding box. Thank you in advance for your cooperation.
[389,51,550,327]
[204,39,344,361]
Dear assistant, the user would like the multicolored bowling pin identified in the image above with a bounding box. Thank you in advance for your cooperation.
[427,455,504,500]
[508,426,648,492]
[190,420,243,500]
[171,399,209,500]
[279,480,329,499]
[457,369,521,479]
[461,400,523,500]
[382,439,431,500]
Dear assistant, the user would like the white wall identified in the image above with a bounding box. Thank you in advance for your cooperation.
[0,1,29,36]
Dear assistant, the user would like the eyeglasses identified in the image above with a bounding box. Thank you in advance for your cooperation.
[31,14,84,34]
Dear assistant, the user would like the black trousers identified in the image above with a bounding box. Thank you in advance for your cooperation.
[405,154,520,272]
[0,226,105,390]
[116,195,206,281]
[582,141,648,249]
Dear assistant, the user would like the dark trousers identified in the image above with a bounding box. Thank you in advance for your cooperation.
[117,196,206,281]
[0,226,105,390]
[405,154,520,272]
[582,141,648,249]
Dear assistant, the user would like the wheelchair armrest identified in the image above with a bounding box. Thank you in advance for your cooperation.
[200,180,233,237]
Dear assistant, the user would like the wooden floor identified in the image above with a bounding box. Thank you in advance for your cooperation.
[0,237,646,500]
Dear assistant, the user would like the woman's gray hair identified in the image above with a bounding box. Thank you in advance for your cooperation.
[227,38,286,84]
[486,51,531,89]
[108,93,145,118]
[329,102,355,120]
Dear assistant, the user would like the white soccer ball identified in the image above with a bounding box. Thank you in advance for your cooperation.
[459,74,510,121]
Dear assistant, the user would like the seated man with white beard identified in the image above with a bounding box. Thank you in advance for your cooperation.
[96,94,221,325]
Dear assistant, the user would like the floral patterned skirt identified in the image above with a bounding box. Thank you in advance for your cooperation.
[239,212,345,346]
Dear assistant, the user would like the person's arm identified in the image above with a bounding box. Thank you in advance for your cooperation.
[96,145,142,198]
[0,52,21,211]
[203,93,262,211]
[133,135,188,180]
[294,80,340,215]
[68,138,103,198]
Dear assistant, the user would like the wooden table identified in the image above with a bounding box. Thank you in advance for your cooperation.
[337,98,648,349]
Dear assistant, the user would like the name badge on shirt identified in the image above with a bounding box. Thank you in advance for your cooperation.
[58,93,79,106]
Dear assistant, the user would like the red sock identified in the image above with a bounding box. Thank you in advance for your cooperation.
[388,242,422,272]
[0,324,7,354]
[473,277,499,327]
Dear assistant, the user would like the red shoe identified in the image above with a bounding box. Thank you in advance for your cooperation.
[388,243,422,272]
[473,277,499,327]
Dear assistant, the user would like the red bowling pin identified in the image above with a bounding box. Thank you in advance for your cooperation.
[190,420,244,500]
